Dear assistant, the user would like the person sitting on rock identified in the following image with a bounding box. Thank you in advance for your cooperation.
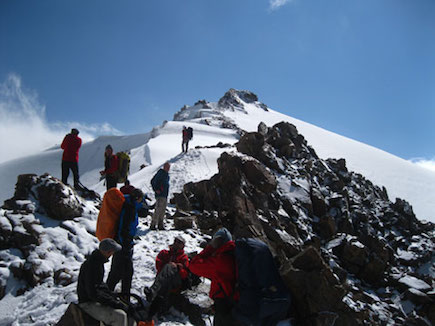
[77,238,135,326]
[144,236,189,317]
[189,228,238,326]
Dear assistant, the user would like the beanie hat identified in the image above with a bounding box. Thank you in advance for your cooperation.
[99,238,122,252]
[212,228,232,243]
[131,188,144,201]
[174,235,186,245]
[105,145,113,151]
[71,128,79,135]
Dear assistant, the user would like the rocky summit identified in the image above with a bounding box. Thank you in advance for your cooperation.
[172,121,435,326]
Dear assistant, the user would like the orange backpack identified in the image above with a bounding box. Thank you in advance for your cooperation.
[96,188,125,241]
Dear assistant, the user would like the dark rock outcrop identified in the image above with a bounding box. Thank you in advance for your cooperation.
[0,174,99,292]
[2,174,89,220]
[172,121,435,325]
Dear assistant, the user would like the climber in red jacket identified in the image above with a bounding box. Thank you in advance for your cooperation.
[144,236,189,318]
[60,128,82,189]
[189,228,238,326]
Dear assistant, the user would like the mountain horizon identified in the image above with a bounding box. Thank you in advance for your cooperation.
[0,88,434,223]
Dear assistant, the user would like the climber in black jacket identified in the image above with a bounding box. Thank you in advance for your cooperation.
[77,238,135,326]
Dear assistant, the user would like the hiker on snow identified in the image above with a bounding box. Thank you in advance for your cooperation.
[189,228,238,326]
[150,162,170,230]
[77,238,135,326]
[182,126,190,153]
[61,128,82,189]
[144,236,189,318]
[100,144,119,191]
[106,188,145,299]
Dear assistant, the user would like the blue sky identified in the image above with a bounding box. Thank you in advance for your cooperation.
[0,0,434,163]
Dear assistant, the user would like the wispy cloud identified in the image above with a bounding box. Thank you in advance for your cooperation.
[0,74,121,164]
[410,158,435,173]
[269,0,292,11]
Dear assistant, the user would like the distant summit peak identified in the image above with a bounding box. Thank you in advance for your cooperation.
[173,88,269,122]
[218,88,268,112]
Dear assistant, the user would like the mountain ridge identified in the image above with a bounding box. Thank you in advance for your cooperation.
[0,89,433,223]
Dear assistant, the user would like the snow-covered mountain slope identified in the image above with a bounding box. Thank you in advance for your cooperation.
[0,121,239,204]
[224,104,435,222]
[0,133,152,203]
[0,89,433,326]
[173,91,435,222]
[0,89,433,223]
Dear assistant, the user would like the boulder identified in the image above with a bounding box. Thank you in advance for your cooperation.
[196,211,221,232]
[281,247,346,319]
[174,215,194,230]
[55,303,99,326]
[333,237,368,274]
[36,176,83,220]
[311,188,328,217]
[3,174,83,220]
[405,288,433,305]
[241,160,277,194]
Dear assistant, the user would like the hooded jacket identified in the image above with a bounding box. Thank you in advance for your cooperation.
[151,168,170,198]
[156,245,189,280]
[61,133,82,162]
[77,249,122,308]
[189,241,237,300]
[117,195,142,247]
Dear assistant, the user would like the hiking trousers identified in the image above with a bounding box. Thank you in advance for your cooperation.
[151,197,167,229]
[79,302,136,326]
[107,246,134,296]
[149,263,182,300]
[62,161,79,187]
[182,140,189,152]
[148,263,183,318]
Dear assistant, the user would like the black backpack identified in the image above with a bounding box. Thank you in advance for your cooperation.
[118,293,150,323]
[187,127,193,140]
[234,238,291,326]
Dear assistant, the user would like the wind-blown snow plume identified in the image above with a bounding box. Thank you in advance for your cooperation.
[410,158,435,173]
[0,74,121,163]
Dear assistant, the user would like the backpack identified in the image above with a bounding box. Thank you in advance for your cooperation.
[187,127,193,140]
[127,293,152,325]
[150,171,160,192]
[234,238,291,326]
[115,152,130,183]
[96,188,125,241]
